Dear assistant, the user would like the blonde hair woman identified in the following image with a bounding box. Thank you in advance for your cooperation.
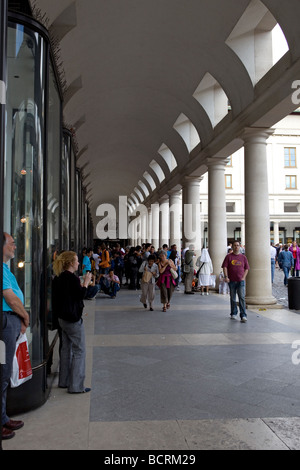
[52,251,92,393]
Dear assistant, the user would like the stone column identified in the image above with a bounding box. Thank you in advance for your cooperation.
[141,210,147,243]
[273,221,280,245]
[243,128,276,305]
[159,195,170,248]
[240,220,245,246]
[207,159,228,279]
[151,202,160,250]
[181,176,201,259]
[169,189,182,253]
[147,207,152,244]
[136,216,141,246]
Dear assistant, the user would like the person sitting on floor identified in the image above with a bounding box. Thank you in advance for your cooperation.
[98,268,120,298]
[83,273,99,299]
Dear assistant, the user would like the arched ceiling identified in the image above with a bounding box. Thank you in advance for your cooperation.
[30,0,300,223]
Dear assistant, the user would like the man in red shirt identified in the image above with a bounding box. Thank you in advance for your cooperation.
[222,241,250,322]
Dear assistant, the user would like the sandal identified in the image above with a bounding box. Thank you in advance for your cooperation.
[162,306,166,312]
[166,303,170,309]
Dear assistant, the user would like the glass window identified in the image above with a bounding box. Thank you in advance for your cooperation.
[61,133,70,249]
[285,175,297,189]
[46,61,61,337]
[76,170,82,251]
[70,142,77,253]
[284,203,299,212]
[226,202,235,212]
[5,22,47,366]
[225,174,232,189]
[284,147,296,167]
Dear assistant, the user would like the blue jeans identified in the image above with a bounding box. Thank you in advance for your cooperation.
[2,312,22,424]
[228,281,246,319]
[100,278,120,297]
[271,259,275,283]
[85,284,99,299]
[283,266,290,285]
[58,318,86,393]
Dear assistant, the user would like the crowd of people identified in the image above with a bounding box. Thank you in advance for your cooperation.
[77,242,221,307]
[271,241,300,286]
[3,230,300,441]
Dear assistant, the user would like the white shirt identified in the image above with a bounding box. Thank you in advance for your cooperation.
[270,246,277,259]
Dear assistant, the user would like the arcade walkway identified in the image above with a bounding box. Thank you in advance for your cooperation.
[4,275,300,450]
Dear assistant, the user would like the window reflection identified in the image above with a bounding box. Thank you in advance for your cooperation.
[5,22,46,366]
[46,62,61,340]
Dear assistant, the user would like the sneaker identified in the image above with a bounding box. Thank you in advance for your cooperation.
[241,316,247,323]
[230,315,237,320]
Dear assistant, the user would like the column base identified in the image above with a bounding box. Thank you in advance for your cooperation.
[245,295,278,308]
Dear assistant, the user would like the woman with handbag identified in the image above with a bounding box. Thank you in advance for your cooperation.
[139,255,159,310]
[169,249,180,290]
[156,252,177,311]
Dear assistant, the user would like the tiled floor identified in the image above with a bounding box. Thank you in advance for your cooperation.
[4,271,300,450]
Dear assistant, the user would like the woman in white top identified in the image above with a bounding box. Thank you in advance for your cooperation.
[139,255,159,310]
[196,248,213,295]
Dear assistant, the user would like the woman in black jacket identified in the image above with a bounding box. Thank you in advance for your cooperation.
[52,251,92,393]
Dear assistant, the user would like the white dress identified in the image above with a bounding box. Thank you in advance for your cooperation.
[196,249,213,287]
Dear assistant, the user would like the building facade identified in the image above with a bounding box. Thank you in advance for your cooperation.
[200,114,300,247]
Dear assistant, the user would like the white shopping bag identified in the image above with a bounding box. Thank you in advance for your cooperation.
[10,333,33,388]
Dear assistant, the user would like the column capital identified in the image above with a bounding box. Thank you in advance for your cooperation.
[158,194,169,204]
[206,157,229,168]
[167,187,182,197]
[182,175,203,186]
[241,127,275,143]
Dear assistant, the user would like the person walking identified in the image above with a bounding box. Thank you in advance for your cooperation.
[278,244,294,286]
[169,249,180,290]
[196,248,213,295]
[222,240,250,322]
[52,251,92,393]
[2,233,30,440]
[270,243,277,283]
[183,245,195,294]
[156,251,177,311]
[139,255,159,310]
[289,241,300,277]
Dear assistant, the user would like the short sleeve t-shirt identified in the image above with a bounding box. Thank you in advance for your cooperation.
[82,255,92,274]
[222,253,250,282]
[3,263,24,311]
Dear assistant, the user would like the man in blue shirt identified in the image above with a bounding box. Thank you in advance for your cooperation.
[2,233,29,440]
[82,248,93,275]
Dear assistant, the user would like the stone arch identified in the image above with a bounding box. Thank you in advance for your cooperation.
[173,113,201,154]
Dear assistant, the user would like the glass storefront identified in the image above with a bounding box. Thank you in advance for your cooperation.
[3,11,93,413]
[46,61,61,342]
[61,132,70,249]
[5,20,47,367]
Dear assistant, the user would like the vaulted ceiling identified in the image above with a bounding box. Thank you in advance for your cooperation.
[31,0,300,224]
